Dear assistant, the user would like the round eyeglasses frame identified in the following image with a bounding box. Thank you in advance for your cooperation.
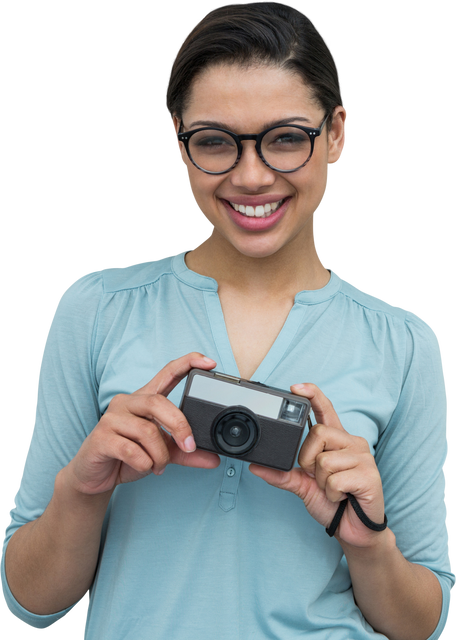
[177,114,329,175]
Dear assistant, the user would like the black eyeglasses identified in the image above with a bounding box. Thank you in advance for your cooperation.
[177,114,329,175]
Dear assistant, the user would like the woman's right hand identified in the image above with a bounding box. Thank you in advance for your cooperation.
[62,353,221,496]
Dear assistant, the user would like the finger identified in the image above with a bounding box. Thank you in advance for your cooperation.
[111,434,159,473]
[290,383,344,431]
[162,431,221,469]
[298,423,355,477]
[325,469,384,524]
[133,352,217,398]
[106,412,173,475]
[314,449,364,492]
[90,414,156,473]
[123,393,198,454]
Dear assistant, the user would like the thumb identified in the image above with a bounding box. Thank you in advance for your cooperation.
[133,352,217,398]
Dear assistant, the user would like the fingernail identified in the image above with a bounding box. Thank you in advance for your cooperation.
[184,435,196,452]
[157,469,165,476]
[202,357,216,365]
[292,383,307,390]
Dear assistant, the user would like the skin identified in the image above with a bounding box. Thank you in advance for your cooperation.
[175,63,442,639]
[167,65,384,547]
[175,64,343,288]
[172,65,384,547]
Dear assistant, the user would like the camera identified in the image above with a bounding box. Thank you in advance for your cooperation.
[180,369,312,471]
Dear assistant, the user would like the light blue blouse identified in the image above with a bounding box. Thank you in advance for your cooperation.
[2,252,454,639]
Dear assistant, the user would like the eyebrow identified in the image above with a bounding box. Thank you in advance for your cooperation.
[186,116,313,131]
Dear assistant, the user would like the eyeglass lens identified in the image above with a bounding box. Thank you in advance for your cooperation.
[188,126,313,173]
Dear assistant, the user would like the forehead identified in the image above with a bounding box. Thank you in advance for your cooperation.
[184,63,322,131]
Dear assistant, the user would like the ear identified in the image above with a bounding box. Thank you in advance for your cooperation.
[172,115,188,164]
[169,116,185,166]
[327,106,346,164]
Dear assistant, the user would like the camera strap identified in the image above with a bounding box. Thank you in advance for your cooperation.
[325,493,388,537]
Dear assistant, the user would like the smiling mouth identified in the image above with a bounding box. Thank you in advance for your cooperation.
[226,198,286,218]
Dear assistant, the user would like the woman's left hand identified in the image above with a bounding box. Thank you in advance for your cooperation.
[249,383,385,548]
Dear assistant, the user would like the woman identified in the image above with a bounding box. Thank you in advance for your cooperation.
[2,3,453,639]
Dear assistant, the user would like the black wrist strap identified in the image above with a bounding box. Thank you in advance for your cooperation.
[325,493,388,537]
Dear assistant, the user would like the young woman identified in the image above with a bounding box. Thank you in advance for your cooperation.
[2,3,453,639]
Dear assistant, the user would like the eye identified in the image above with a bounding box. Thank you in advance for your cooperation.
[191,131,236,153]
[195,136,229,147]
[262,126,312,159]
[269,132,307,146]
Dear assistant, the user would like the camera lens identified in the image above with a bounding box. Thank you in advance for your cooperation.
[212,406,259,455]
[223,419,250,446]
[230,425,242,438]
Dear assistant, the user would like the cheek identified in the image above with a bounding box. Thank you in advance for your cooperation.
[185,165,216,224]
[291,165,328,225]
[184,164,201,207]
[295,163,327,199]
[187,169,223,215]
[316,167,331,213]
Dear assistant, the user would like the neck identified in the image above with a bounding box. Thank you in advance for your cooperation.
[185,223,330,300]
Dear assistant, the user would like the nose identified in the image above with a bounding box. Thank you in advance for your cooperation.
[229,141,276,191]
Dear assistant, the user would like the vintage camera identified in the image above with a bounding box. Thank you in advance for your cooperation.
[180,369,312,471]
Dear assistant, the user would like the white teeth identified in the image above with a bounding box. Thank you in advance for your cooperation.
[229,199,285,218]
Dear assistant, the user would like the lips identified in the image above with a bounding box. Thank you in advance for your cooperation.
[221,196,291,231]
[222,193,289,207]
[228,199,284,218]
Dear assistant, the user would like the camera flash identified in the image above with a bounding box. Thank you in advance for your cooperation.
[279,399,304,423]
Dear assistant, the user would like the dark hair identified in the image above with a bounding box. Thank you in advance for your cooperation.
[166,2,342,128]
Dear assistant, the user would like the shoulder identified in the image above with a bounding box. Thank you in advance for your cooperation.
[101,255,175,293]
[338,278,436,333]
[338,274,442,354]
[337,279,408,321]
[60,255,176,303]
[43,256,181,365]
[52,256,178,337]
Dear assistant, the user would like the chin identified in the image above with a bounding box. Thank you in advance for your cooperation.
[226,236,291,260]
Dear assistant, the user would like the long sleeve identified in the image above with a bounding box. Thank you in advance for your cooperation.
[374,312,454,639]
[0,272,102,631]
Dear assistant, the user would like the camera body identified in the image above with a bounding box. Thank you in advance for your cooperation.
[180,369,311,471]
